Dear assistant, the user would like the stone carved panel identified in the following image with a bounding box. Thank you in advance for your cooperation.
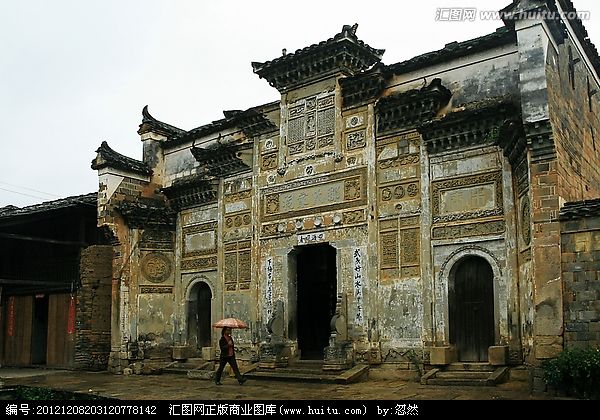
[378,154,420,169]
[261,153,278,171]
[431,171,503,223]
[141,252,172,283]
[379,219,398,230]
[182,222,218,257]
[380,182,420,202]
[224,252,237,287]
[140,285,173,294]
[346,130,366,151]
[345,114,365,129]
[261,223,278,236]
[224,212,252,231]
[440,184,496,214]
[400,228,419,267]
[399,216,420,227]
[317,108,335,136]
[224,190,252,203]
[181,255,217,271]
[261,168,367,222]
[286,94,335,159]
[317,135,334,149]
[140,229,174,250]
[342,209,365,224]
[223,241,252,292]
[380,231,399,269]
[432,220,506,240]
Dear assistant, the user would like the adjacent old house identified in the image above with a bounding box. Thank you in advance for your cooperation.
[92,0,599,388]
[0,194,112,370]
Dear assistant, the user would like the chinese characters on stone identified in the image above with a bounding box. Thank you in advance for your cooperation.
[265,257,274,319]
[353,248,364,325]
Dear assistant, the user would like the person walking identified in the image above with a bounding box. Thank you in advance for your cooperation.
[215,327,247,385]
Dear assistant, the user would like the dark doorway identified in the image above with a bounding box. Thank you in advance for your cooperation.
[31,294,49,365]
[296,244,337,359]
[187,282,212,349]
[449,256,495,362]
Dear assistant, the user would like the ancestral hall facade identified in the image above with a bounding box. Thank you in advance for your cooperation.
[92,0,600,379]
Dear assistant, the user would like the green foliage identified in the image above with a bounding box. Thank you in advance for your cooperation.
[542,348,600,399]
[404,349,423,378]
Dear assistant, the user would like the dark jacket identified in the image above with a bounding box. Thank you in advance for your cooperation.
[219,335,235,360]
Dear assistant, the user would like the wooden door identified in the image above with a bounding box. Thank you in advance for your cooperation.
[450,256,495,362]
[3,295,33,366]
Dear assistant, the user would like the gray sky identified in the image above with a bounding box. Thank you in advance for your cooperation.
[1,0,599,207]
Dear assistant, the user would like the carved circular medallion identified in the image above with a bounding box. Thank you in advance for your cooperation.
[394,185,405,199]
[225,217,233,228]
[141,252,172,284]
[243,214,251,225]
[381,188,392,201]
[407,183,418,197]
[305,165,314,176]
[521,198,531,246]
[234,215,243,227]
[350,116,360,127]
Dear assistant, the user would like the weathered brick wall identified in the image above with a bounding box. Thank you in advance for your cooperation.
[561,214,600,349]
[75,245,113,370]
[547,39,600,202]
[98,176,147,226]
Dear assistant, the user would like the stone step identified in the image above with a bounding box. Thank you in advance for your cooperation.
[245,364,368,384]
[427,378,490,387]
[435,371,490,380]
[423,366,510,387]
[445,362,496,372]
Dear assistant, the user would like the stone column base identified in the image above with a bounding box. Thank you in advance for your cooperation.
[429,346,457,366]
[488,345,508,365]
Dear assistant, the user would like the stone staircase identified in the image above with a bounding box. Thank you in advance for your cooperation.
[244,360,369,384]
[162,358,214,375]
[421,363,510,386]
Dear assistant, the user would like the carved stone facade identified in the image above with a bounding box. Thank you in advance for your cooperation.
[92,2,600,389]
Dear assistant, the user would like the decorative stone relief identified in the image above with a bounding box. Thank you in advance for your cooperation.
[345,114,365,129]
[380,231,398,269]
[342,209,365,224]
[431,220,506,240]
[223,241,252,292]
[140,229,174,250]
[346,130,366,151]
[140,285,173,294]
[224,190,252,203]
[182,222,218,257]
[380,182,419,202]
[400,228,419,267]
[141,252,172,283]
[181,256,217,271]
[261,153,278,171]
[261,168,367,222]
[378,154,420,169]
[224,212,252,231]
[286,94,335,159]
[431,171,503,223]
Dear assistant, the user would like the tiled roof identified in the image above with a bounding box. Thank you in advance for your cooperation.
[0,193,97,220]
[560,199,600,220]
[91,141,152,175]
[388,27,516,75]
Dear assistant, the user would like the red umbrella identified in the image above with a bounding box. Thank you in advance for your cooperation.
[213,318,248,329]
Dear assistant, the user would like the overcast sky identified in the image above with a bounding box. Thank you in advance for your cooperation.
[1,0,599,207]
